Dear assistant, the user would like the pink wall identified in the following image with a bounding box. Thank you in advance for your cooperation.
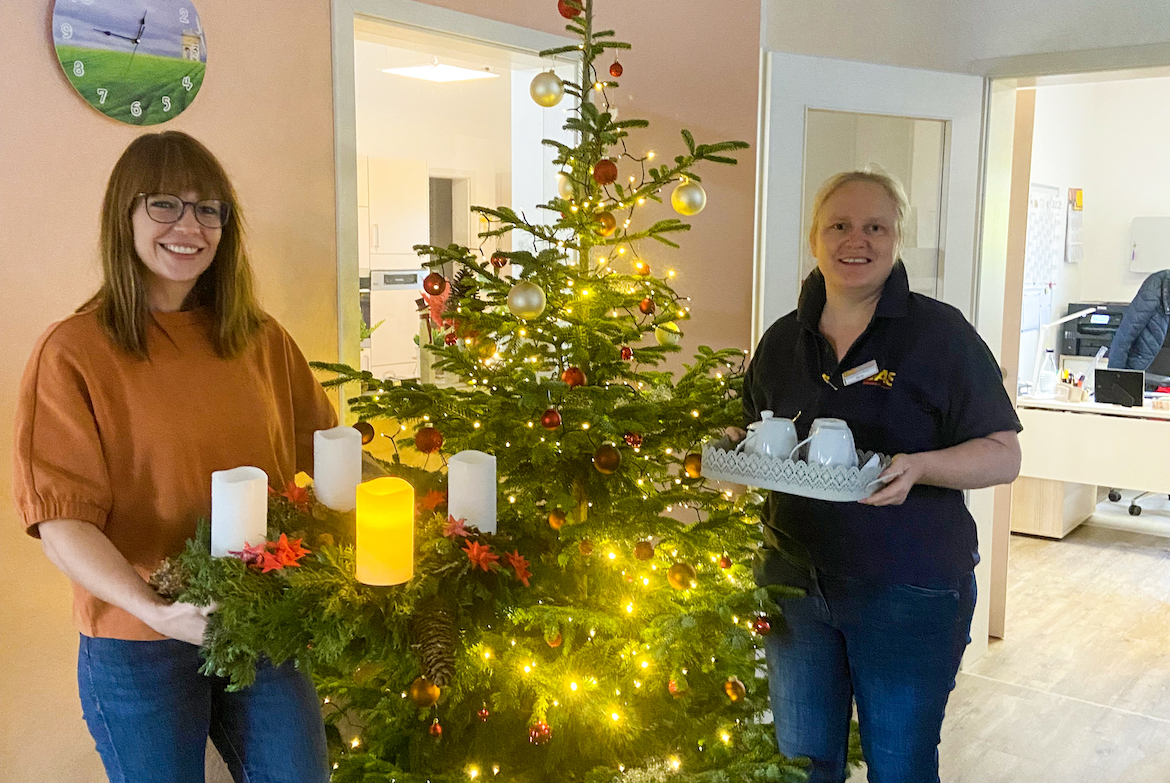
[0,1,337,779]
[0,1,759,780]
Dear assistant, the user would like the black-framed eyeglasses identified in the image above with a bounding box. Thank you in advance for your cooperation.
[137,193,231,229]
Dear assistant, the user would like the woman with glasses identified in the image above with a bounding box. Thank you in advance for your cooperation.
[13,131,336,782]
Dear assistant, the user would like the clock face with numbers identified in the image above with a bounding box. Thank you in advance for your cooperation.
[52,0,207,125]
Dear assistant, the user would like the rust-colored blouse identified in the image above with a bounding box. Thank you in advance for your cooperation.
[13,308,337,640]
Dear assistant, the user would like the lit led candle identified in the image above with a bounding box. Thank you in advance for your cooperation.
[447,450,497,534]
[211,466,269,557]
[356,477,415,585]
[313,425,362,512]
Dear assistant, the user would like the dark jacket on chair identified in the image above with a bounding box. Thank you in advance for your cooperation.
[1109,270,1170,370]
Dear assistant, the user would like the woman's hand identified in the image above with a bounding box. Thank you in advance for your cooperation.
[860,453,923,506]
[725,426,747,444]
[144,600,216,646]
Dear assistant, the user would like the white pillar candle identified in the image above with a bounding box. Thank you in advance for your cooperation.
[447,450,497,534]
[313,425,363,512]
[211,466,270,557]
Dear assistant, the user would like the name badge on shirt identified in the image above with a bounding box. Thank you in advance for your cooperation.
[842,360,880,387]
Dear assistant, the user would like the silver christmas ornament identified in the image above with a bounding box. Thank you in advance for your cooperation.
[508,281,547,320]
[557,172,575,201]
[671,180,707,216]
[530,71,565,108]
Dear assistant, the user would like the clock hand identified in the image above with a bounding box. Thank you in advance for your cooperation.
[135,10,147,44]
[93,28,138,43]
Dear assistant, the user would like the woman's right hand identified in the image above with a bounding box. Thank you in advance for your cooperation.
[725,426,748,444]
[145,600,216,646]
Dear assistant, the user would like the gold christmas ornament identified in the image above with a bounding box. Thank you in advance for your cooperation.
[723,676,747,702]
[557,172,575,201]
[671,180,707,216]
[507,281,547,320]
[655,321,682,346]
[667,562,697,590]
[407,676,441,709]
[530,71,565,108]
[683,453,703,478]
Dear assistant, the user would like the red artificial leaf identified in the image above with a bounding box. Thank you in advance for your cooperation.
[229,540,268,566]
[505,550,531,587]
[259,551,284,573]
[443,515,470,539]
[419,490,448,514]
[421,288,452,328]
[463,540,500,572]
[280,481,311,511]
[268,533,310,567]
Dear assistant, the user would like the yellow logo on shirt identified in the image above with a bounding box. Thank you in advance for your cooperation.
[863,370,896,389]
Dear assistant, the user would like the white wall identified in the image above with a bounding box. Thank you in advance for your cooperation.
[354,38,513,243]
[1030,77,1170,333]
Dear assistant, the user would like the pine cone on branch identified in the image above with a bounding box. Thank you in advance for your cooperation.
[409,607,457,688]
[148,558,190,601]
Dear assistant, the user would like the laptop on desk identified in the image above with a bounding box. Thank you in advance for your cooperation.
[1095,369,1145,407]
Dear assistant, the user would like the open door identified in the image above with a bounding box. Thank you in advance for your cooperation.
[756,52,994,660]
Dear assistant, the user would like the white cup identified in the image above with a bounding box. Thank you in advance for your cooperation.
[789,418,858,468]
[737,410,799,459]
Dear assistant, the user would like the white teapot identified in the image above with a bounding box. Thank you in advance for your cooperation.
[736,410,798,458]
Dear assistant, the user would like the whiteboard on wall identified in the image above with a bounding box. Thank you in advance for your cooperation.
[1130,217,1170,273]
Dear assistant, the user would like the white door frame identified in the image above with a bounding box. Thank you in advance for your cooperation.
[330,0,572,391]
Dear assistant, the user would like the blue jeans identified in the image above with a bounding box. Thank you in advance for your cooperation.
[763,556,976,783]
[77,636,328,783]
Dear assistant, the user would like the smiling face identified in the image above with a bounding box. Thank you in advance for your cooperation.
[810,180,900,299]
[132,190,221,311]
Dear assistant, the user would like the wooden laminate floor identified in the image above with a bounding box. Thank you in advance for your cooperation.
[852,523,1170,781]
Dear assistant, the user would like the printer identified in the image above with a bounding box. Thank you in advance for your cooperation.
[1060,301,1128,357]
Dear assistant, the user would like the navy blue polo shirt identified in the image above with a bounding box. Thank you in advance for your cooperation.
[743,262,1022,587]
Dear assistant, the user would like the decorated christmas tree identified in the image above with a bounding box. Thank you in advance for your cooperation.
[164,1,819,780]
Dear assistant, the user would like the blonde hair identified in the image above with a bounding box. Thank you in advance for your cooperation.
[808,169,911,258]
[80,131,265,359]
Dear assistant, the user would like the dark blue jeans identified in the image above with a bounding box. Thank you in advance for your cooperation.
[764,557,976,783]
[77,635,329,783]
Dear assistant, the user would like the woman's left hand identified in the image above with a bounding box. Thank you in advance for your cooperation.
[860,453,926,506]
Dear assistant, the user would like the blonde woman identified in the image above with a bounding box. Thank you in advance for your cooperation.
[740,171,1021,782]
[13,131,336,783]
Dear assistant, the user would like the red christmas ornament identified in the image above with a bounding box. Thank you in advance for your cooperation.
[423,272,447,296]
[668,679,687,698]
[718,554,733,569]
[444,332,458,346]
[478,706,491,722]
[592,159,618,186]
[529,721,553,745]
[414,426,444,454]
[429,719,443,738]
[593,443,622,474]
[623,432,643,448]
[556,0,581,18]
[353,421,375,445]
[620,345,634,361]
[490,252,508,269]
[633,259,651,276]
[638,297,655,315]
[548,509,568,530]
[609,60,623,78]
[540,408,562,430]
[547,632,563,648]
[561,366,587,388]
[752,616,772,636]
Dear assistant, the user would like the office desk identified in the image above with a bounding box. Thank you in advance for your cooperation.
[1013,398,1170,537]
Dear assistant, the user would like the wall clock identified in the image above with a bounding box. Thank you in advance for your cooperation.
[52,0,207,125]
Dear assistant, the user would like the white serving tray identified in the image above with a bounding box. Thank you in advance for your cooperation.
[701,436,892,503]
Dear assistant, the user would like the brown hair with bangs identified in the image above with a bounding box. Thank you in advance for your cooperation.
[81,131,265,359]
